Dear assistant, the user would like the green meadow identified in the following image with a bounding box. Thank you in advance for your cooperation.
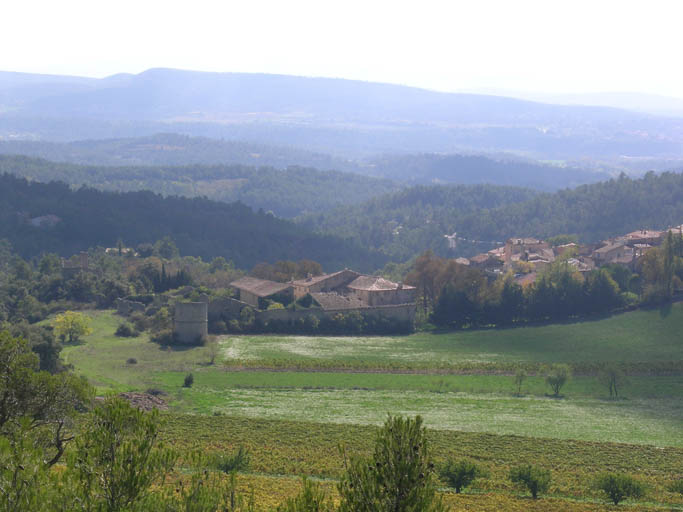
[57,306,683,509]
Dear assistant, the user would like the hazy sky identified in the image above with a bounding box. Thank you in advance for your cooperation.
[3,0,683,98]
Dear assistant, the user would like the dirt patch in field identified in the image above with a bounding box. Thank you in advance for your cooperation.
[119,392,169,411]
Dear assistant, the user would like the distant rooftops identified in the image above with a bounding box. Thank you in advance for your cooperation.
[347,275,415,292]
[230,276,291,297]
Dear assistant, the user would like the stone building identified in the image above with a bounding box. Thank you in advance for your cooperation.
[230,277,293,308]
[592,242,633,265]
[291,269,359,298]
[174,302,208,345]
[346,276,416,307]
[226,269,417,324]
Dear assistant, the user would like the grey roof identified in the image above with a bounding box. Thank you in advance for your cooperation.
[347,275,415,292]
[291,269,358,287]
[230,277,291,297]
[595,242,626,254]
[310,292,365,311]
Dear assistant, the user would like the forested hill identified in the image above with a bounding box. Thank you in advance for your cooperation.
[0,133,360,172]
[0,154,398,218]
[0,174,386,271]
[302,171,683,261]
[0,134,609,193]
[298,185,540,262]
[366,153,609,191]
[456,171,683,243]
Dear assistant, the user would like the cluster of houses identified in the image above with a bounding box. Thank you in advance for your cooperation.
[230,269,416,318]
[462,225,683,286]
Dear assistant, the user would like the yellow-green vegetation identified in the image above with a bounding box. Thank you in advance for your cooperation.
[160,415,683,509]
[59,307,683,510]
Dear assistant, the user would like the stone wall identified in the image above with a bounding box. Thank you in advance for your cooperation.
[256,303,415,324]
[349,287,416,307]
[174,302,208,345]
[115,298,146,316]
[208,297,251,321]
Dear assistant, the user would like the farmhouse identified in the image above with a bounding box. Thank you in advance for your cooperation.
[346,275,416,306]
[592,242,633,265]
[291,269,359,298]
[230,276,293,308]
[226,270,416,324]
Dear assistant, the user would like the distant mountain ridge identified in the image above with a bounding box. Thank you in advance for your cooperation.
[2,68,682,160]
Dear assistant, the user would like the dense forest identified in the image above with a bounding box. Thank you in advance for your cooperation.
[304,171,683,261]
[298,184,540,261]
[0,174,385,271]
[366,153,609,190]
[0,154,398,217]
[455,171,683,243]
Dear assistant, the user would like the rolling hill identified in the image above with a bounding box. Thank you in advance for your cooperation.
[0,173,386,271]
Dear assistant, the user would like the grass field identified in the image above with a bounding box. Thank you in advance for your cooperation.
[59,307,683,509]
[220,302,683,369]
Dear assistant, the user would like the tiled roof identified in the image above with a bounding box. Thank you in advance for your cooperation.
[625,230,662,239]
[310,292,365,311]
[469,253,490,264]
[230,277,291,297]
[347,275,415,292]
[595,242,626,254]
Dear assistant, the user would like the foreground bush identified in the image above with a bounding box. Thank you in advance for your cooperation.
[595,472,646,505]
[61,397,177,511]
[440,459,488,493]
[277,477,334,512]
[338,414,445,512]
[214,446,250,473]
[509,464,551,499]
[115,322,139,338]
[669,479,683,495]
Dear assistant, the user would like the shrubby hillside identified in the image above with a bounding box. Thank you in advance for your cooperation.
[0,154,398,218]
[0,174,385,271]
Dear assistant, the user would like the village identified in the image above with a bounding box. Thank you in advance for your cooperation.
[460,224,683,287]
[100,222,683,345]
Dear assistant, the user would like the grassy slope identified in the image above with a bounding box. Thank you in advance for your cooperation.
[61,308,683,446]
